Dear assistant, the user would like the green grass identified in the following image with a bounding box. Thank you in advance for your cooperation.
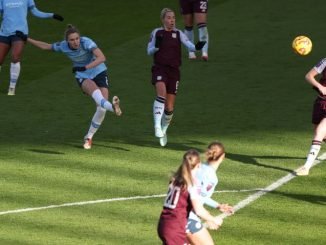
[0,0,325,244]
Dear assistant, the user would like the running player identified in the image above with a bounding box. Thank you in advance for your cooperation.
[147,8,205,147]
[157,149,222,245]
[296,58,326,176]
[187,141,234,244]
[0,0,63,95]
[24,24,122,149]
[179,0,209,61]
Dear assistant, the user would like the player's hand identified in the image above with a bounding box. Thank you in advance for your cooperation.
[195,41,206,50]
[218,204,234,214]
[72,66,86,73]
[53,14,64,21]
[205,220,219,230]
[15,31,27,42]
[155,35,163,48]
[318,86,326,96]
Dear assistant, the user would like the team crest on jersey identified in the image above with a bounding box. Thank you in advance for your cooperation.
[172,33,177,38]
[157,76,162,80]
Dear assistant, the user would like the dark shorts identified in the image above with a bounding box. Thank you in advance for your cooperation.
[179,0,208,15]
[158,218,188,245]
[151,65,180,95]
[312,97,326,124]
[186,218,204,234]
[76,70,109,89]
[0,34,26,45]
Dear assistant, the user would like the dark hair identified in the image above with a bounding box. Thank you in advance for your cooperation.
[172,149,200,189]
[206,141,225,163]
[64,24,80,40]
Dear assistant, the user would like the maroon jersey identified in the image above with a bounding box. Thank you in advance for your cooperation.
[147,28,195,69]
[157,183,198,245]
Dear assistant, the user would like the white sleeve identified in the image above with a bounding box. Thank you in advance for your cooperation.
[147,29,159,55]
[179,30,196,52]
[188,185,200,200]
[314,58,326,74]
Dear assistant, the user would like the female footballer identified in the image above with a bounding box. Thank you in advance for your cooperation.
[147,8,205,147]
[296,58,326,176]
[157,149,222,245]
[0,0,63,95]
[187,141,234,245]
[25,24,121,149]
[179,0,209,60]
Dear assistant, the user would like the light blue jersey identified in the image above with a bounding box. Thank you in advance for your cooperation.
[0,0,53,36]
[196,163,219,208]
[52,36,107,80]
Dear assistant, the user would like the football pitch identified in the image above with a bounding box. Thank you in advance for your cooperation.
[0,0,325,244]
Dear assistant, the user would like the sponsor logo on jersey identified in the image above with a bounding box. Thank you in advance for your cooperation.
[172,33,177,38]
[157,76,162,80]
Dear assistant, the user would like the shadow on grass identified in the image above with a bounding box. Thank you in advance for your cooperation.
[272,191,326,205]
[28,149,64,155]
[227,152,305,173]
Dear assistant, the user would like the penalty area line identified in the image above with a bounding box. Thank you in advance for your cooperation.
[217,152,326,220]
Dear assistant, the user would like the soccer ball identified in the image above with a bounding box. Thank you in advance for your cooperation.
[292,36,312,56]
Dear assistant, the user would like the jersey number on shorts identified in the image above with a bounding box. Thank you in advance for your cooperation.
[163,186,181,209]
[200,1,207,11]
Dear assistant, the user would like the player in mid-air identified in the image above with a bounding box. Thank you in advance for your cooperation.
[147,8,205,147]
[296,58,326,176]
[23,24,122,149]
[0,0,63,95]
[187,141,234,244]
[179,0,209,60]
[157,149,222,245]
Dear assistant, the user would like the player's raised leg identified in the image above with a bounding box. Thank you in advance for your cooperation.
[81,79,121,115]
[8,40,24,95]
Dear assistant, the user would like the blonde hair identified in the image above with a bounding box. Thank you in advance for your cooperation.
[206,141,225,163]
[64,24,80,40]
[160,8,174,20]
[172,149,200,189]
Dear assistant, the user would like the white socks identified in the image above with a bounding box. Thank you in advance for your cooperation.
[153,96,165,128]
[91,89,113,112]
[304,140,321,170]
[9,62,20,89]
[198,23,209,54]
[162,110,173,135]
[85,106,106,140]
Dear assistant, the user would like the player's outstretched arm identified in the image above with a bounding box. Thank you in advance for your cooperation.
[27,37,52,51]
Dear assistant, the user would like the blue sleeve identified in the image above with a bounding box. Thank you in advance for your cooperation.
[203,196,219,209]
[147,29,159,55]
[52,42,63,52]
[82,37,98,51]
[29,0,53,19]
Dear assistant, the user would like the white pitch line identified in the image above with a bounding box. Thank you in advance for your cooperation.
[217,153,326,220]
[0,189,260,216]
[0,154,324,217]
